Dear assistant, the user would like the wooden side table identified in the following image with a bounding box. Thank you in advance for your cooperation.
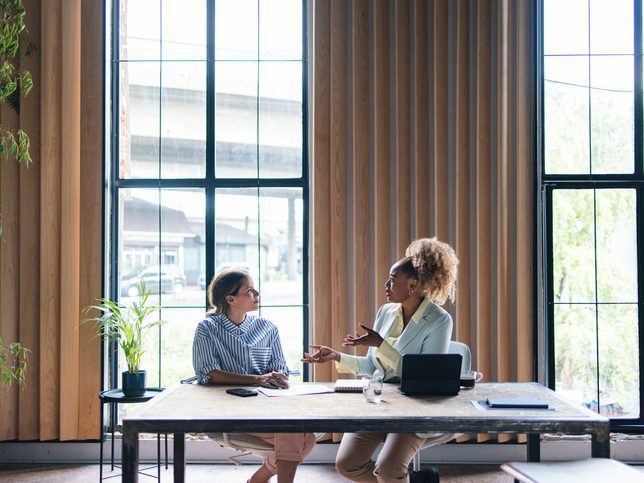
[99,388,166,481]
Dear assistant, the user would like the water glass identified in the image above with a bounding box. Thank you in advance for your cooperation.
[363,375,383,403]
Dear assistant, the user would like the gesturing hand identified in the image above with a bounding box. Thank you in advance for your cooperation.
[301,344,340,364]
[256,371,290,389]
[342,324,384,348]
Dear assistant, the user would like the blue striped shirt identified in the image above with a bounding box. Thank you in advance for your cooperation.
[192,313,289,385]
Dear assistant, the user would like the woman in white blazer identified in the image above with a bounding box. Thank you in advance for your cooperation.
[302,237,458,483]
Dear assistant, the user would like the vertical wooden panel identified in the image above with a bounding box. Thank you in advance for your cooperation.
[412,0,429,238]
[40,0,62,441]
[59,0,81,440]
[515,0,533,382]
[496,0,511,383]
[351,0,371,348]
[432,0,449,240]
[312,0,332,382]
[330,0,349,374]
[311,1,536,445]
[18,0,42,440]
[475,1,492,383]
[394,0,410,257]
[454,1,470,344]
[0,101,20,441]
[372,0,390,308]
[78,0,103,439]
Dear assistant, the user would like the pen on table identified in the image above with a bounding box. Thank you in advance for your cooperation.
[288,370,301,376]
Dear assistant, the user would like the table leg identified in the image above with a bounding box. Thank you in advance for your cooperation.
[527,433,541,462]
[157,433,161,480]
[591,428,611,458]
[173,432,186,483]
[165,434,168,469]
[111,403,117,471]
[122,427,139,483]
[99,427,103,481]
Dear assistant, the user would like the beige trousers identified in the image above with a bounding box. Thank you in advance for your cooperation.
[335,432,427,483]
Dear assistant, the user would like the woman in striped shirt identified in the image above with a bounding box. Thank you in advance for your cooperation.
[192,269,315,483]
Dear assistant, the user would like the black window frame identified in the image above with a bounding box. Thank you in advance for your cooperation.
[539,0,644,430]
[107,0,310,391]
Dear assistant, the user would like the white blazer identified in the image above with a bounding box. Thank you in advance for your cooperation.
[351,300,453,381]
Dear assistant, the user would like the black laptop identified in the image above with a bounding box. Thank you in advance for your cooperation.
[399,353,463,396]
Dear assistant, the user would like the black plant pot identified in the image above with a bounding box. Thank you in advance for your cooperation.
[122,370,146,397]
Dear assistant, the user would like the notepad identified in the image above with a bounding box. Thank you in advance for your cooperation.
[334,378,369,393]
[485,397,549,409]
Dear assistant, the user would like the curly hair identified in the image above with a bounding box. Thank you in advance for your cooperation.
[404,237,459,305]
[206,269,249,316]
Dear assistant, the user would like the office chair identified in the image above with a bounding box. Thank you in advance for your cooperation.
[411,341,472,472]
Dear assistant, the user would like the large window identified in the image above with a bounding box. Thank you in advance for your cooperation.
[542,0,643,425]
[109,0,308,390]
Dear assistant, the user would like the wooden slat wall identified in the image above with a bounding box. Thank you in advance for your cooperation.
[0,0,103,442]
[312,0,536,438]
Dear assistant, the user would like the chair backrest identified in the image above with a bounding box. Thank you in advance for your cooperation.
[448,341,471,373]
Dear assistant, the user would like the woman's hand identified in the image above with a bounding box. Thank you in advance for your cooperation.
[256,371,290,389]
[301,344,340,364]
[342,324,384,348]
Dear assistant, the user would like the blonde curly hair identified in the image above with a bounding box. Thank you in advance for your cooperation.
[403,237,458,305]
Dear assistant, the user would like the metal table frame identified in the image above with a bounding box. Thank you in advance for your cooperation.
[99,388,167,480]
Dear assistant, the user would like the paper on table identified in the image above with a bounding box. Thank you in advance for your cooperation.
[258,383,335,397]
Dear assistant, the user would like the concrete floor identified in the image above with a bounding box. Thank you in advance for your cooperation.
[0,463,514,482]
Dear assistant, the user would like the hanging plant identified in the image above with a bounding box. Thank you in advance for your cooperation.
[0,0,33,241]
[0,336,29,388]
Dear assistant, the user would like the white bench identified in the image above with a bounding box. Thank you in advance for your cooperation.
[501,458,644,483]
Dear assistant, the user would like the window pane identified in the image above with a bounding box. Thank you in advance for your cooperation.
[160,308,207,389]
[161,62,207,178]
[552,190,596,303]
[120,0,160,60]
[215,62,258,178]
[259,0,303,60]
[215,188,260,280]
[162,0,207,60]
[160,189,206,307]
[259,62,302,178]
[215,0,258,60]
[554,304,597,411]
[589,0,633,55]
[544,56,589,174]
[596,190,637,303]
[598,304,640,418]
[260,306,304,382]
[259,188,303,306]
[119,188,205,308]
[590,56,633,174]
[119,188,161,304]
[543,0,588,55]
[120,62,160,179]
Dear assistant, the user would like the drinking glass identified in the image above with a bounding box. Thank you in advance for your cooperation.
[363,375,383,403]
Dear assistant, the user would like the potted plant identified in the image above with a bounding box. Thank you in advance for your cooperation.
[0,337,29,388]
[84,280,165,396]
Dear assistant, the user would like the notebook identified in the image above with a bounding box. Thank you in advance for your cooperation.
[334,378,369,393]
[485,397,549,409]
[399,353,462,396]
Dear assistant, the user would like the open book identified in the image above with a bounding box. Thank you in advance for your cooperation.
[334,378,369,393]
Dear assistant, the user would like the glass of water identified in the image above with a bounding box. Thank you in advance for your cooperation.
[363,374,383,403]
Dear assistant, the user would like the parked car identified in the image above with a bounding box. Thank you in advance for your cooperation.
[120,266,186,297]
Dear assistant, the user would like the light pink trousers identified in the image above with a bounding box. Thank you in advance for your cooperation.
[248,432,317,474]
